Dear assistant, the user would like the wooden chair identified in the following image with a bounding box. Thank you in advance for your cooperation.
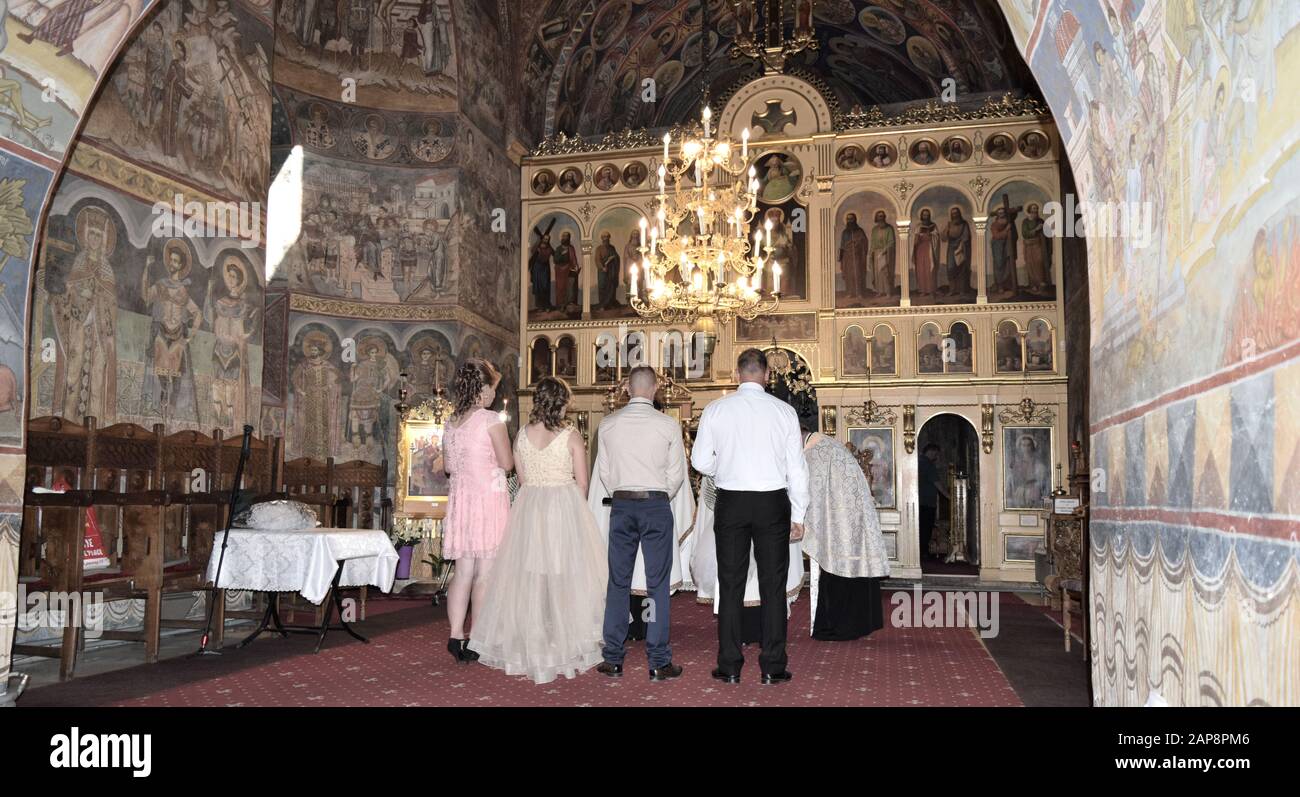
[16,417,168,677]
[331,459,389,621]
[1047,509,1088,655]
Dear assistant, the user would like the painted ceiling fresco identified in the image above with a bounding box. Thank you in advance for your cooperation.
[520,0,1036,140]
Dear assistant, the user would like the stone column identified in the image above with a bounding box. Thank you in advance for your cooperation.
[974,216,988,304]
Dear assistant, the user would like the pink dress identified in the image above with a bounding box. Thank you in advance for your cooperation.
[442,408,510,559]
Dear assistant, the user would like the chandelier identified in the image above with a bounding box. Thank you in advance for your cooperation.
[731,0,820,74]
[629,106,781,325]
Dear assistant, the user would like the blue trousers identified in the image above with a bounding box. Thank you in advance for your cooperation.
[602,496,674,669]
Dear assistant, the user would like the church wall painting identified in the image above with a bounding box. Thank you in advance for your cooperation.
[984,179,1054,303]
[281,84,457,167]
[750,198,807,300]
[0,150,50,449]
[450,0,507,145]
[285,313,514,467]
[834,189,898,308]
[278,152,458,303]
[76,0,273,204]
[588,206,640,320]
[1002,425,1050,510]
[908,184,973,305]
[847,427,895,510]
[997,0,1300,706]
[29,177,265,437]
[526,209,581,322]
[273,0,457,112]
[0,0,157,159]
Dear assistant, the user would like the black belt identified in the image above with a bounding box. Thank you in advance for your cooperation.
[612,490,668,501]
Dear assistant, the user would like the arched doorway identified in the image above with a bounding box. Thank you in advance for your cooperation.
[916,413,980,577]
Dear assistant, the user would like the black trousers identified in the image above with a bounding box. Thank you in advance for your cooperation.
[919,504,937,558]
[714,488,791,675]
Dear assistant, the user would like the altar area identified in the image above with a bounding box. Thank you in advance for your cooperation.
[518,72,1073,586]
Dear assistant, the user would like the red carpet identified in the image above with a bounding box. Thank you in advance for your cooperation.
[22,591,1022,707]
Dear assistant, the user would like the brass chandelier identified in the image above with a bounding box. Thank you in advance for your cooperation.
[630,106,781,325]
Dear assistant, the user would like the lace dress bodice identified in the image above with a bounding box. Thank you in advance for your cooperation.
[516,426,575,487]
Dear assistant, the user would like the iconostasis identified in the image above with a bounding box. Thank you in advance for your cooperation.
[518,74,1069,582]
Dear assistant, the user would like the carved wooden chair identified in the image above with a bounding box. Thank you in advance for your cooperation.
[17,417,167,677]
[1047,509,1088,655]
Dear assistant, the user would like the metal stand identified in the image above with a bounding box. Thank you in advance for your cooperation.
[238,560,369,654]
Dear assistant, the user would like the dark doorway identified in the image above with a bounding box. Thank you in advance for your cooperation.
[916,414,980,576]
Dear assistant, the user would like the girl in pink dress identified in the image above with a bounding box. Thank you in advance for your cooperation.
[441,359,513,663]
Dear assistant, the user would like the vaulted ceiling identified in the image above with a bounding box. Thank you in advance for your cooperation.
[516,0,1039,142]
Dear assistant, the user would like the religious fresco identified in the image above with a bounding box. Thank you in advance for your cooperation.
[1,0,158,158]
[452,0,507,144]
[280,84,457,166]
[589,206,641,320]
[985,180,1054,303]
[277,153,458,302]
[997,0,1300,707]
[273,0,457,111]
[834,189,897,308]
[908,185,974,305]
[28,178,265,436]
[750,199,806,299]
[525,210,582,322]
[285,313,514,465]
[522,0,1028,139]
[0,152,50,448]
[76,0,273,203]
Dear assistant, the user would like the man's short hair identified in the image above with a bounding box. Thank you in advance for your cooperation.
[736,348,768,377]
[627,365,657,393]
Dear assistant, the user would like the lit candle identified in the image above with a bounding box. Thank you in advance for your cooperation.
[702,106,711,138]
[773,263,782,294]
[663,132,670,163]
[764,218,772,248]
[630,263,639,297]
[742,127,749,159]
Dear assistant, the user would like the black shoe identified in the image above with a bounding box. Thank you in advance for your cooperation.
[596,661,623,677]
[447,638,469,664]
[761,671,793,685]
[711,668,740,684]
[461,640,479,662]
[649,663,683,682]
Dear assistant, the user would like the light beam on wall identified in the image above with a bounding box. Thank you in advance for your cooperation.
[265,145,303,282]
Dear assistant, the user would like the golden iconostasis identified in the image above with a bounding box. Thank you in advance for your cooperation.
[516,75,1069,583]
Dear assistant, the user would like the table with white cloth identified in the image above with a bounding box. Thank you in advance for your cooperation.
[205,527,399,652]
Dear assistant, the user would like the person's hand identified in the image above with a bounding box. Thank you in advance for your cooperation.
[790,522,805,542]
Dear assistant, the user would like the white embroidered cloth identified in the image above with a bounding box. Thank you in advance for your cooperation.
[206,528,399,604]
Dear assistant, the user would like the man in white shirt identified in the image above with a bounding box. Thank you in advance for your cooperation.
[690,348,809,684]
[592,366,687,681]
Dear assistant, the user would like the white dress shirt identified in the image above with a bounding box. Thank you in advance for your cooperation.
[595,397,687,496]
[690,382,811,523]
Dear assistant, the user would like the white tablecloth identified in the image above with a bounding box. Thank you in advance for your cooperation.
[206,528,399,604]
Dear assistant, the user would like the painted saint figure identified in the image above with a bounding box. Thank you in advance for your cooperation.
[291,332,342,460]
[552,230,580,309]
[528,231,554,311]
[838,212,869,300]
[869,210,896,297]
[911,208,940,300]
[989,198,1022,295]
[347,342,396,446]
[595,231,621,310]
[141,239,202,422]
[206,256,259,432]
[942,207,973,299]
[1021,203,1051,293]
[51,207,118,425]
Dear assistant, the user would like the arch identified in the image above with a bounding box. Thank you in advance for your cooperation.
[1024,316,1057,373]
[869,323,898,376]
[841,324,869,377]
[528,335,555,384]
[994,318,1026,374]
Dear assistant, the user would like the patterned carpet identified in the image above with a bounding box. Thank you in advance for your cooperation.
[22,591,1025,707]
